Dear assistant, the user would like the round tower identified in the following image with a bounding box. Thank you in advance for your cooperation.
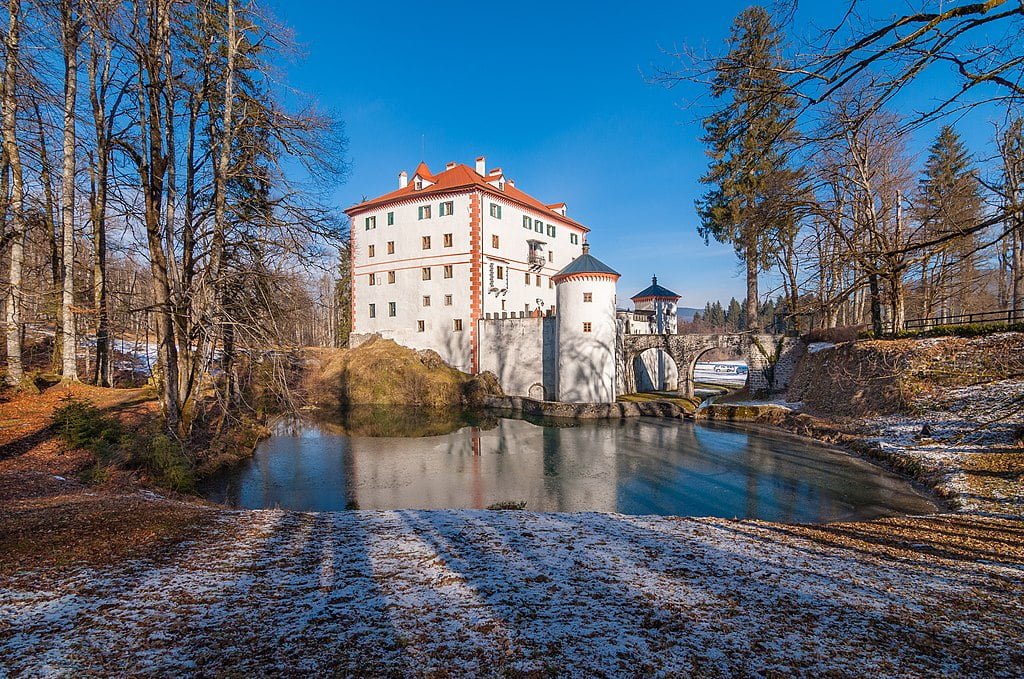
[552,243,620,403]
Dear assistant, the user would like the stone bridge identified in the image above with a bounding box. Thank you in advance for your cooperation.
[618,332,805,398]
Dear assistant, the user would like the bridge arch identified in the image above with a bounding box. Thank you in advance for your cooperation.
[619,332,801,399]
[633,347,679,392]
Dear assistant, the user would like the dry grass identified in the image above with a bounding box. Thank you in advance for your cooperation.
[304,337,500,408]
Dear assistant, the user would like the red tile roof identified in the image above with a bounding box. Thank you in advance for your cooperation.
[345,162,589,232]
[411,161,434,181]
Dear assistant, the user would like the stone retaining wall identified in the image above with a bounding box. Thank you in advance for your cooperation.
[485,396,688,420]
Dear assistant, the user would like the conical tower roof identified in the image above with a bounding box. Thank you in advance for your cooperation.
[552,243,620,282]
[631,275,679,300]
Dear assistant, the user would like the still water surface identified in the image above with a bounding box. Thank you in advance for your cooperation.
[202,410,936,522]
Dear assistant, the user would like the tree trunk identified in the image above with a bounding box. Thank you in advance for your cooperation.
[60,0,80,381]
[888,275,905,333]
[868,272,883,337]
[1013,219,1023,320]
[87,30,111,386]
[32,103,63,372]
[744,241,759,331]
[3,0,26,387]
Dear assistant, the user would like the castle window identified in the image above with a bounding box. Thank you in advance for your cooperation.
[439,201,454,216]
[453,319,463,331]
[417,320,425,332]
[443,233,453,247]
[492,235,500,249]
[387,271,396,284]
[368,244,375,258]
[522,216,531,229]
[422,235,431,249]
[443,265,453,279]
[536,275,541,287]
[583,293,592,303]
[418,205,431,220]
[524,272,531,284]
[414,177,423,190]
[548,250,554,262]
[368,273,376,286]
[534,221,543,233]
[583,322,592,333]
[490,203,502,219]
[422,267,431,281]
[496,266,504,280]
[423,295,431,307]
[570,233,579,245]
[549,280,554,289]
[547,224,556,237]
[387,211,394,225]
[444,294,453,306]
[368,304,376,318]
[364,216,376,230]
[387,241,395,254]
[388,302,396,317]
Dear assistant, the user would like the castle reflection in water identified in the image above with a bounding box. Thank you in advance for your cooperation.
[203,413,935,522]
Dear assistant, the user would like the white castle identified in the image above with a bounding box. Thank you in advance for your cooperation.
[345,157,677,404]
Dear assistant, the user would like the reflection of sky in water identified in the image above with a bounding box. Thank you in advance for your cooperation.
[202,417,936,522]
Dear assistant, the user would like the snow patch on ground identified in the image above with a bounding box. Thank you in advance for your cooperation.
[807,342,836,354]
[2,510,1021,676]
[863,379,1024,515]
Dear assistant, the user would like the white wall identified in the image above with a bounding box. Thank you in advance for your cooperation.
[477,316,556,398]
[351,196,475,370]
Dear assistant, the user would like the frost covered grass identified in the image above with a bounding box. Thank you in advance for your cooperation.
[864,379,1024,515]
[2,508,1022,677]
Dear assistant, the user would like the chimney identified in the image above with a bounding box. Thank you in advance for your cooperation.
[507,179,515,188]
[446,161,456,170]
[475,156,486,175]
[398,170,408,189]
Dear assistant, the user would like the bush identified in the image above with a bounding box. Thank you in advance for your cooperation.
[51,396,194,492]
[135,434,194,492]
[803,325,866,344]
[52,396,123,463]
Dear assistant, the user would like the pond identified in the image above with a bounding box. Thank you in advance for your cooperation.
[201,408,937,522]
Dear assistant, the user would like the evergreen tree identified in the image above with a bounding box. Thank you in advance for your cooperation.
[726,297,743,331]
[696,5,801,330]
[917,125,983,317]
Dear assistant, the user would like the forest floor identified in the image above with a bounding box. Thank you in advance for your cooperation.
[1,383,1023,677]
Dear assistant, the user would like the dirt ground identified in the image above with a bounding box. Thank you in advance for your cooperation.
[0,384,215,576]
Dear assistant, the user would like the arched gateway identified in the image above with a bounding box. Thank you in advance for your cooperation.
[618,332,804,399]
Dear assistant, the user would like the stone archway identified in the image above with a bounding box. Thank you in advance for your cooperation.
[633,347,679,392]
[619,332,804,399]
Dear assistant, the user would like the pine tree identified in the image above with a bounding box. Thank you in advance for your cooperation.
[917,125,983,318]
[726,297,742,331]
[696,5,801,331]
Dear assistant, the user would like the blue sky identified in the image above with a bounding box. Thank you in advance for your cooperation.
[265,0,1008,309]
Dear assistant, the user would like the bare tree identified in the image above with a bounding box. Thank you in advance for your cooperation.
[996,117,1024,319]
[58,0,82,380]
[2,0,26,387]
